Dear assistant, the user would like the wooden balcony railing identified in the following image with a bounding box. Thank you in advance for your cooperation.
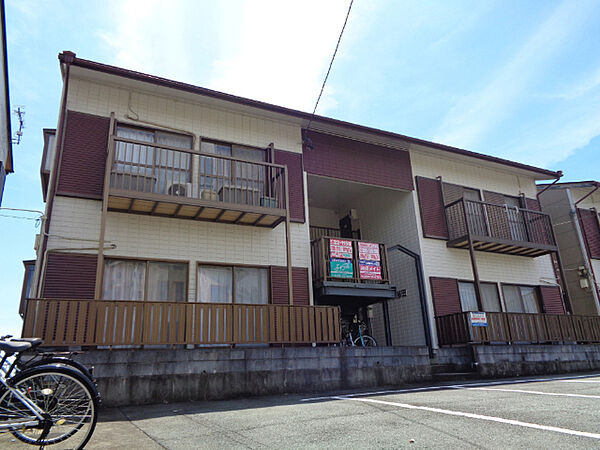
[444,199,557,256]
[107,136,287,227]
[436,311,600,346]
[311,236,391,285]
[21,299,341,347]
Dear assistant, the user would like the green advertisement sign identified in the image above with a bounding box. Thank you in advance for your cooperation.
[330,258,353,278]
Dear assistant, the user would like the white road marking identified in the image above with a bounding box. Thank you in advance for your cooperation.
[463,387,600,399]
[559,380,600,383]
[300,373,600,402]
[338,396,600,440]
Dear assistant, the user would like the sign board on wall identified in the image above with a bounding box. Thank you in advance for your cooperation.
[358,242,381,261]
[330,239,353,259]
[330,258,354,278]
[359,260,382,280]
[470,312,488,327]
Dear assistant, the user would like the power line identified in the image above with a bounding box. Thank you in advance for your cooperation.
[305,0,354,139]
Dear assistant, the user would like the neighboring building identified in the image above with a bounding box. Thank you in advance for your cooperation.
[538,181,600,316]
[0,0,12,205]
[21,52,569,351]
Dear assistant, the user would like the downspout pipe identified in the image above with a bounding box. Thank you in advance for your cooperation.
[387,244,434,358]
[574,181,600,206]
[536,170,563,199]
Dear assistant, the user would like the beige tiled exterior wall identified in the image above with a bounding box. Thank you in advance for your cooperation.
[48,195,311,304]
[50,75,312,303]
[410,144,556,346]
[66,77,303,154]
[352,187,426,346]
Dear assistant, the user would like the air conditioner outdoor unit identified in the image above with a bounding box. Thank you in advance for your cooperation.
[167,182,193,197]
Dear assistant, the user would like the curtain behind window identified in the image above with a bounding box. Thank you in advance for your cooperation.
[200,142,231,193]
[502,285,523,312]
[458,282,478,312]
[197,266,232,303]
[235,267,268,304]
[520,287,540,313]
[115,127,154,174]
[155,132,192,195]
[481,284,501,312]
[148,262,187,302]
[102,260,146,300]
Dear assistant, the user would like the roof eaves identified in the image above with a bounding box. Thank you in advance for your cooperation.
[60,52,561,179]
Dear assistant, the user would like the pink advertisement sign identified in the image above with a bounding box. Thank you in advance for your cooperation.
[330,239,353,259]
[358,242,380,261]
[359,260,382,280]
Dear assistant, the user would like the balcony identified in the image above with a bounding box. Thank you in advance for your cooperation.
[106,136,287,228]
[311,236,397,303]
[21,299,341,347]
[436,311,600,345]
[444,199,557,257]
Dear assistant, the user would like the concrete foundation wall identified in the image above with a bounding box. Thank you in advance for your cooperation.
[75,346,431,406]
[473,344,600,377]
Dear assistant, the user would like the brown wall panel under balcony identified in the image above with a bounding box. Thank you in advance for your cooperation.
[430,277,461,317]
[416,177,448,239]
[302,130,413,191]
[524,197,542,211]
[274,150,305,222]
[56,110,110,199]
[270,266,310,305]
[540,285,566,314]
[42,253,97,299]
[577,208,600,259]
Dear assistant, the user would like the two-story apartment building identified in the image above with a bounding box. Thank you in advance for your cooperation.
[20,52,570,351]
[538,181,600,316]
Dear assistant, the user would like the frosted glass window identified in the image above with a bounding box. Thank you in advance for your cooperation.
[147,262,187,302]
[197,266,233,303]
[458,282,478,312]
[102,260,146,300]
[235,267,268,304]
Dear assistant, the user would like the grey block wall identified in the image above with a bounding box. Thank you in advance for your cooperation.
[473,344,600,377]
[75,346,431,406]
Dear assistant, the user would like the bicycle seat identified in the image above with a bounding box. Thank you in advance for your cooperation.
[0,340,32,355]
[10,337,43,348]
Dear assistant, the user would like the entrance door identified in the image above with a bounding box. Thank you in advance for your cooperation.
[339,215,353,238]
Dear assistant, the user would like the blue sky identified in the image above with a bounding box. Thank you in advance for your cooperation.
[2,0,600,335]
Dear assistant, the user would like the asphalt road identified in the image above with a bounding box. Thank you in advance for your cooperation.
[3,372,600,449]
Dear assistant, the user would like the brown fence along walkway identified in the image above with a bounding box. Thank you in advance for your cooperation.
[436,312,600,345]
[22,299,341,347]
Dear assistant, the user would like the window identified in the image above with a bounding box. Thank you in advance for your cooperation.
[113,126,193,195]
[102,259,187,301]
[197,265,268,304]
[200,141,266,205]
[458,281,502,312]
[502,284,540,313]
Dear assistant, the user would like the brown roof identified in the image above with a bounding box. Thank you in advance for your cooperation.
[59,51,561,179]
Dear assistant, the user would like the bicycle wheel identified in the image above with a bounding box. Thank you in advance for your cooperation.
[0,365,98,449]
[353,335,377,347]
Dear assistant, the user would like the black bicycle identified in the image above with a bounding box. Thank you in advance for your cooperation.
[0,337,99,449]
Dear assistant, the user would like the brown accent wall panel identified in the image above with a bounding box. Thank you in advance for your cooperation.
[442,183,466,205]
[42,253,97,299]
[540,285,566,314]
[270,266,310,305]
[302,130,413,191]
[56,110,111,199]
[416,177,449,239]
[578,208,600,259]
[292,267,310,305]
[524,197,542,211]
[270,266,289,304]
[274,150,305,222]
[430,277,461,317]
[483,190,505,205]
[483,190,511,239]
